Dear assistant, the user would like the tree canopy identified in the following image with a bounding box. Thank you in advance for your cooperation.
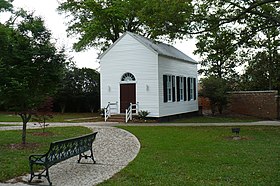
[193,0,280,92]
[190,0,280,35]
[58,0,192,52]
[55,67,100,113]
[0,10,68,144]
[0,0,13,12]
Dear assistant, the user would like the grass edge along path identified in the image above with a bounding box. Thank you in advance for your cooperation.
[0,126,92,182]
[100,126,280,186]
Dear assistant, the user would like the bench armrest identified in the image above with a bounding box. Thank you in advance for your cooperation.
[29,154,46,164]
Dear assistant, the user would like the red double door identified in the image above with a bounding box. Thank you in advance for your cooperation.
[120,84,136,113]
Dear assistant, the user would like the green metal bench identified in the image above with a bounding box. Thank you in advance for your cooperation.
[28,132,97,185]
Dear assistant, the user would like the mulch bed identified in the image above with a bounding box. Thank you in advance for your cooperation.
[30,131,54,137]
[6,132,53,150]
[7,142,40,150]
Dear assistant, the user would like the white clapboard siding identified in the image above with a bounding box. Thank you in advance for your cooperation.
[158,56,198,117]
[100,32,198,118]
[100,33,160,116]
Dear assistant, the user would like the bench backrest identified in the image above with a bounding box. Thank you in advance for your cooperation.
[46,132,97,166]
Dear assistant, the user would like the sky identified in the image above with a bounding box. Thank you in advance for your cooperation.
[3,0,200,70]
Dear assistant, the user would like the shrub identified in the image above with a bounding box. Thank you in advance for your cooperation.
[138,110,150,120]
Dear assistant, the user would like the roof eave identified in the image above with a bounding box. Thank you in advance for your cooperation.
[159,54,198,64]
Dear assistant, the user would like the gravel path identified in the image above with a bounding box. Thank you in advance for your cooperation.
[0,125,141,186]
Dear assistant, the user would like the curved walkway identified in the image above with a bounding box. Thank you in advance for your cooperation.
[0,125,141,186]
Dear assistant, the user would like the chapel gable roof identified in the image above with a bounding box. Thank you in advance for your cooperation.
[99,32,197,64]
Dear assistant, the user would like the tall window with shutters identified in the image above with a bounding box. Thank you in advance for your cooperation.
[188,77,197,101]
[163,75,175,103]
[176,76,187,102]
[167,76,172,101]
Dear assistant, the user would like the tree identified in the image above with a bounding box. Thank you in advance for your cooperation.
[194,27,239,81]
[55,67,100,113]
[0,0,12,12]
[200,76,228,115]
[57,0,192,52]
[192,1,279,92]
[32,97,54,133]
[0,11,67,144]
[189,0,280,35]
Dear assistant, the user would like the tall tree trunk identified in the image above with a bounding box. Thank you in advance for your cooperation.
[19,113,32,144]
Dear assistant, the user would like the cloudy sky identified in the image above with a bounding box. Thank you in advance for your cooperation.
[4,0,199,70]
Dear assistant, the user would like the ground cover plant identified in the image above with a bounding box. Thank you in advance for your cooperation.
[100,126,280,185]
[0,126,92,182]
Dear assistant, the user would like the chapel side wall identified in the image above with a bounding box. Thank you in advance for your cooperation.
[227,90,279,120]
[158,56,198,117]
[100,34,160,116]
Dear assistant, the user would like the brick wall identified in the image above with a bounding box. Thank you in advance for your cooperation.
[227,90,280,120]
[198,96,211,110]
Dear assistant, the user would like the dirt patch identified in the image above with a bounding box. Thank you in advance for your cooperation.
[30,131,54,137]
[224,136,254,141]
[7,142,40,150]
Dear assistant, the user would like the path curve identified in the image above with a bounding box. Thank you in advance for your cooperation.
[0,125,141,186]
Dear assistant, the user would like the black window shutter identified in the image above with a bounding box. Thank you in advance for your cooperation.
[172,75,176,102]
[193,78,197,100]
[184,77,187,101]
[187,77,191,101]
[163,75,167,102]
[176,76,180,101]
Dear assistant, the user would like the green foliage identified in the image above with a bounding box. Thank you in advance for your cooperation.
[58,0,192,51]
[201,76,228,115]
[195,27,239,80]
[101,126,280,185]
[0,10,68,144]
[55,67,100,113]
[190,0,280,35]
[32,97,54,132]
[0,126,92,182]
[192,1,279,91]
[138,110,150,120]
[239,27,280,91]
[0,0,12,12]
[0,12,66,113]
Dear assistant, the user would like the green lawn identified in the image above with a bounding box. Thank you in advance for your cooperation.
[100,126,280,186]
[172,115,260,123]
[0,113,22,122]
[0,112,102,123]
[0,124,20,127]
[0,126,92,182]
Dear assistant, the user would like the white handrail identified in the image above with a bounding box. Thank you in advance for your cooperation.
[104,102,118,122]
[125,102,139,123]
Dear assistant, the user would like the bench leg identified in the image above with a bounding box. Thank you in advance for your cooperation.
[45,168,52,186]
[78,149,96,164]
[90,149,96,163]
[28,163,35,183]
[28,164,52,186]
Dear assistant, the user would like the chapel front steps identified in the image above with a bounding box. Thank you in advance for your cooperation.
[106,114,138,122]
[106,114,126,122]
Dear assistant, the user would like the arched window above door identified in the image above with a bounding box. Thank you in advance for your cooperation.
[121,72,136,82]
